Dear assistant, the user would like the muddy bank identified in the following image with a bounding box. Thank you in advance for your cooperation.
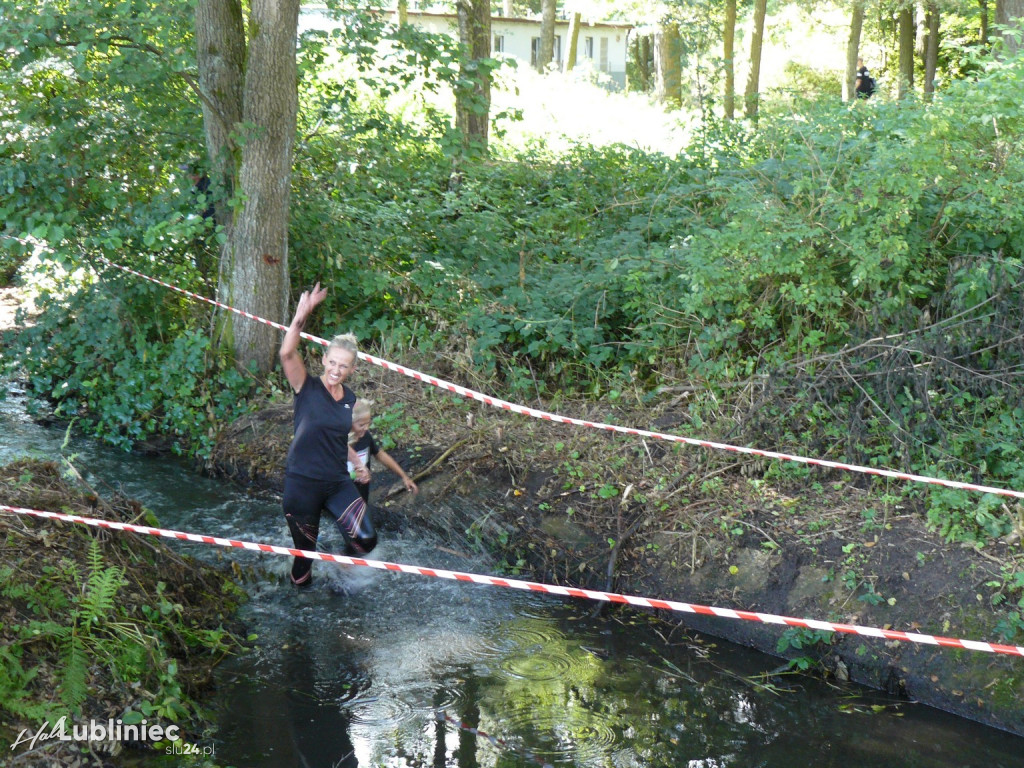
[210,365,1024,737]
[0,459,245,767]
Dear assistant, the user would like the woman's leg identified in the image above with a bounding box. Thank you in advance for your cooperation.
[325,480,377,555]
[355,481,370,504]
[282,475,327,585]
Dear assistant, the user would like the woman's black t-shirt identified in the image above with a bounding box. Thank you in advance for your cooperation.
[285,376,356,481]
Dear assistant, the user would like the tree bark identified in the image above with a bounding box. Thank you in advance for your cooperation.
[196,0,298,375]
[744,0,768,119]
[923,3,940,98]
[724,0,737,119]
[539,0,556,71]
[455,0,491,153]
[996,0,1024,56]
[845,1,865,101]
[979,0,989,43]
[566,12,581,71]
[640,35,652,91]
[195,0,243,223]
[398,0,408,27]
[654,22,682,107]
[898,5,915,98]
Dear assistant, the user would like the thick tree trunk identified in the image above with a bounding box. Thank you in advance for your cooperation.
[195,0,243,225]
[898,6,915,98]
[455,0,491,153]
[566,12,581,71]
[923,4,940,97]
[979,0,989,43]
[229,0,298,371]
[539,0,556,71]
[724,0,737,119]
[744,0,768,119]
[996,0,1024,56]
[398,0,408,27]
[654,22,682,107]
[846,1,865,101]
[196,0,297,375]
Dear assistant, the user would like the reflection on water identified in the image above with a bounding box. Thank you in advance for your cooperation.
[2,387,1023,767]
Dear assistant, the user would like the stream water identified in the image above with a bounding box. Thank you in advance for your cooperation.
[2,386,1021,767]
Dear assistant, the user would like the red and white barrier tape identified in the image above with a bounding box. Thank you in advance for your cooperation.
[4,503,1023,658]
[94,258,1024,502]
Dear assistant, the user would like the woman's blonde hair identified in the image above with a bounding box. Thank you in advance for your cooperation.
[328,332,359,357]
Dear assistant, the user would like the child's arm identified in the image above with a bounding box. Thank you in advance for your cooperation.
[375,449,418,494]
[348,444,370,484]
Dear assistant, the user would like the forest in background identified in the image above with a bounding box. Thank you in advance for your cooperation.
[2,1,1023,625]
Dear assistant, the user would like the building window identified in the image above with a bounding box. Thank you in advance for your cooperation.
[493,34,504,53]
[584,36,594,59]
[531,35,563,69]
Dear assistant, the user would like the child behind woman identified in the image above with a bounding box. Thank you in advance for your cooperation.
[348,399,419,502]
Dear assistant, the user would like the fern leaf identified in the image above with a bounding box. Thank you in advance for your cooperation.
[60,630,89,710]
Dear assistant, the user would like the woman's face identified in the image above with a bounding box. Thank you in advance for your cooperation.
[322,347,356,387]
[351,415,371,440]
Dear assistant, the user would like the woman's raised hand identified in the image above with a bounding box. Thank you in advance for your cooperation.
[293,282,328,326]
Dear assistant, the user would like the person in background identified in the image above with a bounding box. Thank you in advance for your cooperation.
[279,283,375,587]
[855,57,876,99]
[348,399,419,503]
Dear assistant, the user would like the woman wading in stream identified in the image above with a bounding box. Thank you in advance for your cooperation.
[278,283,376,587]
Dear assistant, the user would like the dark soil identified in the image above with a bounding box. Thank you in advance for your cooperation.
[208,355,1024,737]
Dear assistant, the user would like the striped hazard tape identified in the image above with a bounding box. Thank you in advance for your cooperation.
[3,503,1023,658]
[94,257,1024,502]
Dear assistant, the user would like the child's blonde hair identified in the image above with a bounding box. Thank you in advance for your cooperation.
[352,398,374,422]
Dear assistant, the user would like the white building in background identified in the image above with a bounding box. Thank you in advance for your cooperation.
[388,9,633,90]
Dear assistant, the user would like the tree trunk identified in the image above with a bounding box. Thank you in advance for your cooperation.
[898,5,915,98]
[845,1,865,101]
[455,0,491,154]
[979,0,989,43]
[566,12,581,71]
[923,3,940,97]
[195,0,243,220]
[539,0,556,71]
[398,0,408,27]
[996,0,1024,56]
[744,0,768,119]
[654,22,682,107]
[724,0,737,119]
[196,0,297,375]
[640,35,652,91]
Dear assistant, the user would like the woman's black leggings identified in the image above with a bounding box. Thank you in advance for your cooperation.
[282,473,377,584]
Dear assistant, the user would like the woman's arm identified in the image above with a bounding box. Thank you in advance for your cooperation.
[280,283,327,393]
[375,449,418,494]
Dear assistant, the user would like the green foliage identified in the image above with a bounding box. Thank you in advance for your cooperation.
[0,529,241,731]
[5,0,1024,554]
[7,256,254,458]
[776,627,833,672]
[368,402,422,452]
